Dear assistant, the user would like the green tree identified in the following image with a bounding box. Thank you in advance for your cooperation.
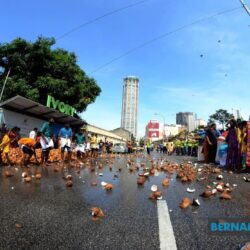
[0,37,101,112]
[208,109,232,129]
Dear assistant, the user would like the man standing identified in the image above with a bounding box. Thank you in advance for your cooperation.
[0,130,12,166]
[90,133,98,158]
[75,128,86,159]
[40,118,55,166]
[58,124,73,162]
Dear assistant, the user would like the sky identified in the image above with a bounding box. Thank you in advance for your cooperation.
[1,0,250,137]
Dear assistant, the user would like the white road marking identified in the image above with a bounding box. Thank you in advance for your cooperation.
[157,200,177,250]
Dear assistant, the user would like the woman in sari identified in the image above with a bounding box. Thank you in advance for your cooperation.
[238,121,247,170]
[226,119,241,171]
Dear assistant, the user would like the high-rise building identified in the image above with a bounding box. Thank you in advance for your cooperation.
[232,108,241,120]
[121,76,139,137]
[176,112,195,132]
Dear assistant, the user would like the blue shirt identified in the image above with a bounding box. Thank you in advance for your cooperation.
[75,133,86,145]
[58,127,72,138]
[40,122,53,138]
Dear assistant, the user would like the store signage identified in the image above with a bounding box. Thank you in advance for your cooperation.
[148,131,159,138]
[46,95,76,116]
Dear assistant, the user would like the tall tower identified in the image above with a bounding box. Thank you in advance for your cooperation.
[121,76,139,137]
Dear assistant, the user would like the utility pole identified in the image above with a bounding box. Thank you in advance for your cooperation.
[239,0,250,16]
[0,68,11,102]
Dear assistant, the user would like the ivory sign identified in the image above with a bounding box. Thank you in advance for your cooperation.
[46,95,77,116]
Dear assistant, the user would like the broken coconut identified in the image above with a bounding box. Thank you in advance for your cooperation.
[101,181,107,187]
[149,191,162,200]
[216,175,223,180]
[187,188,196,193]
[216,185,224,192]
[21,172,28,178]
[91,207,104,218]
[192,198,200,206]
[66,180,73,187]
[151,185,158,192]
[220,192,232,200]
[243,177,250,182]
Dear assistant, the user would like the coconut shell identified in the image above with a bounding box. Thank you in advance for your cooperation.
[179,198,191,209]
[24,176,32,183]
[91,207,104,217]
[22,172,28,178]
[15,223,23,229]
[153,191,162,199]
[162,178,169,187]
[150,169,155,175]
[220,192,232,200]
[66,180,73,187]
[4,170,13,178]
[35,173,42,180]
[181,176,188,182]
[200,190,212,198]
[64,175,72,181]
[137,177,145,185]
[105,183,113,190]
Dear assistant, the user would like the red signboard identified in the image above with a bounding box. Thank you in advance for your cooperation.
[148,131,159,138]
[148,121,159,129]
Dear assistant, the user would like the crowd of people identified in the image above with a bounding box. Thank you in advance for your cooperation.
[146,139,198,157]
[198,118,250,172]
[1,116,249,172]
[0,119,116,167]
[144,116,250,173]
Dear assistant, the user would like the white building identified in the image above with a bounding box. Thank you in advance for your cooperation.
[164,124,186,137]
[121,76,139,137]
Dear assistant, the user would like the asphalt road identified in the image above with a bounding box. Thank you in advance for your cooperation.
[0,152,249,250]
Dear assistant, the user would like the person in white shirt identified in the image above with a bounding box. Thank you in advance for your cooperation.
[29,128,38,140]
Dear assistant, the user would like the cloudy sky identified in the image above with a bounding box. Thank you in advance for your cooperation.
[1,0,250,136]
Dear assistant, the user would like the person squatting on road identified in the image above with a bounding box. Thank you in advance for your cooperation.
[58,124,73,162]
[18,138,39,166]
[39,118,55,166]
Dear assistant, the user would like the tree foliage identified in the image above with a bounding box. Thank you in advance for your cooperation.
[0,37,101,113]
[208,109,232,128]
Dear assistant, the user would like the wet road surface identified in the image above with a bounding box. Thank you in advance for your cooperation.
[0,153,249,250]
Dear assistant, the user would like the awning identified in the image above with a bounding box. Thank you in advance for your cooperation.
[0,95,86,126]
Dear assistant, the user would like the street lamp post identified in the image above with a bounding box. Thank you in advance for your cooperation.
[0,68,11,102]
[154,113,166,140]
